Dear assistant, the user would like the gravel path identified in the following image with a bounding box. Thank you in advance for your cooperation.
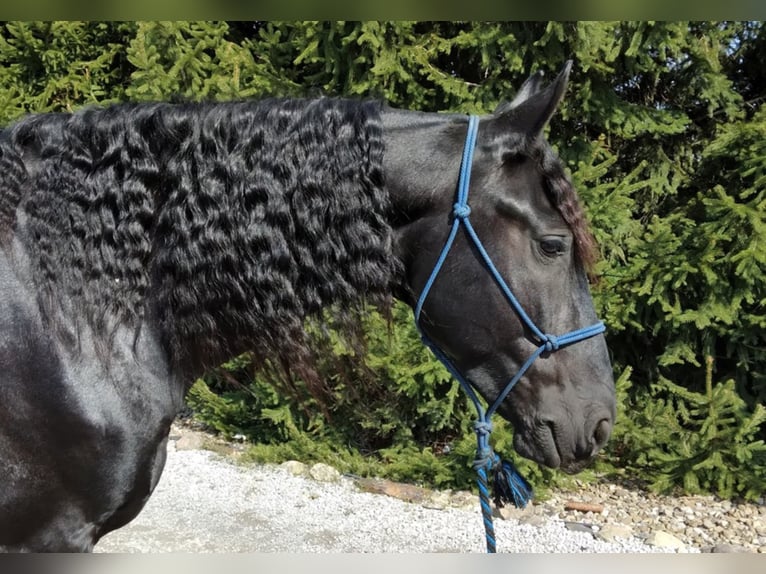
[95,445,674,553]
[94,424,766,554]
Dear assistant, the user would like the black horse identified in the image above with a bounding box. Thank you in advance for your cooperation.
[0,62,615,552]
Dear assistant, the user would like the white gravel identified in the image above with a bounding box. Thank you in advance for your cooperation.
[94,446,694,553]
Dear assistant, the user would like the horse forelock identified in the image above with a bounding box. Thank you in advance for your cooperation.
[5,97,400,389]
[505,135,598,274]
[536,144,599,274]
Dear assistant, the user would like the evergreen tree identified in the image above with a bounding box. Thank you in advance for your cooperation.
[0,21,134,122]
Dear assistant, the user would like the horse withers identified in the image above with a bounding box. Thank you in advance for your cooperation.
[0,61,614,551]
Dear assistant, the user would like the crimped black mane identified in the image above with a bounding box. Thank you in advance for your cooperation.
[0,98,398,380]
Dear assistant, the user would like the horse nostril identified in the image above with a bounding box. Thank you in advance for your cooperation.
[592,418,612,450]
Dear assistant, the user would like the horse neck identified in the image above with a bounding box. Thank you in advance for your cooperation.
[381,108,466,302]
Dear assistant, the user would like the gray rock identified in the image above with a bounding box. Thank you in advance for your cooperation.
[644,530,686,549]
[495,505,529,521]
[423,491,452,510]
[309,462,341,482]
[710,543,749,553]
[518,514,547,528]
[613,487,630,497]
[281,460,308,476]
[564,521,594,534]
[175,432,205,451]
[596,524,634,542]
[449,490,476,510]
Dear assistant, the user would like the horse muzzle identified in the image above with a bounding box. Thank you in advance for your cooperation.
[513,409,614,474]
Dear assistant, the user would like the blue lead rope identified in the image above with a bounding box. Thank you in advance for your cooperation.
[414,115,606,553]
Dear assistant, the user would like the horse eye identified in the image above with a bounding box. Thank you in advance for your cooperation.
[539,237,566,256]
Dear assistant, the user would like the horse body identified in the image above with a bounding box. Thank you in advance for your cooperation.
[0,220,181,551]
[0,64,615,551]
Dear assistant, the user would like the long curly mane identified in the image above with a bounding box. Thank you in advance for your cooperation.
[0,98,399,382]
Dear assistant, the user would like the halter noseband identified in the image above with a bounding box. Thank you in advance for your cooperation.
[413,115,606,553]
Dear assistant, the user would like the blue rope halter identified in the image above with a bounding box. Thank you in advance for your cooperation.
[414,115,606,553]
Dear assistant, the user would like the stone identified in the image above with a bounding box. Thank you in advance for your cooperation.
[564,521,594,534]
[710,543,749,553]
[494,505,523,521]
[423,491,452,510]
[281,460,308,476]
[518,514,547,528]
[596,524,634,542]
[354,478,430,503]
[175,432,205,451]
[668,521,686,533]
[449,490,476,510]
[308,462,341,482]
[644,530,686,549]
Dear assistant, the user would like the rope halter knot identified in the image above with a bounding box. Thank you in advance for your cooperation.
[473,419,493,438]
[472,420,495,471]
[453,203,471,219]
[543,334,560,352]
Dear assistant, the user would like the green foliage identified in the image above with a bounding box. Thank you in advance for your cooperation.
[1,21,764,499]
[608,358,766,500]
[125,21,266,101]
[0,21,134,122]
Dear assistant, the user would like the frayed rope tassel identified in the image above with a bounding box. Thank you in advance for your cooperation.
[473,453,534,553]
[474,452,533,510]
[491,457,533,509]
[472,420,534,552]
[473,421,534,510]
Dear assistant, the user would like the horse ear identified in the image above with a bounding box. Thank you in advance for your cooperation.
[491,60,572,139]
[513,69,549,106]
[496,70,546,113]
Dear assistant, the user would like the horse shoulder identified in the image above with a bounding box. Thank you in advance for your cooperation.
[0,241,184,551]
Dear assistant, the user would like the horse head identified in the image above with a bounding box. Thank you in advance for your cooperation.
[385,62,616,474]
